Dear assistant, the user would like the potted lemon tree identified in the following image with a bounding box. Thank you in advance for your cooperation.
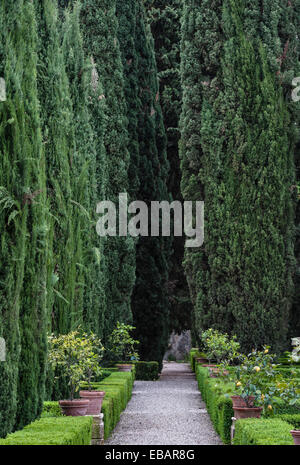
[225,347,280,419]
[108,322,140,371]
[201,329,240,377]
[48,331,103,416]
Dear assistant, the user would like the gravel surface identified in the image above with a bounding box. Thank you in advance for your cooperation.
[105,362,223,445]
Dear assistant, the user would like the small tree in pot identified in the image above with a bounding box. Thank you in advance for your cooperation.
[48,331,103,416]
[225,347,281,419]
[108,322,140,371]
[201,329,240,376]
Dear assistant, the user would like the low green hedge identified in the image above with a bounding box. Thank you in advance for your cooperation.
[134,361,159,380]
[42,401,62,418]
[196,365,235,444]
[275,414,300,429]
[190,348,202,371]
[41,372,134,441]
[84,371,134,439]
[233,418,294,445]
[0,417,93,445]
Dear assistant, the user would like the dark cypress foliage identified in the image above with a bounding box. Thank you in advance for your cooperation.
[61,3,106,336]
[33,0,79,337]
[180,0,298,352]
[145,0,192,335]
[180,0,224,341]
[0,0,48,435]
[117,0,171,367]
[72,0,136,340]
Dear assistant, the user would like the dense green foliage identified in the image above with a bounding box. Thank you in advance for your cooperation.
[233,418,294,445]
[0,0,48,435]
[77,0,136,339]
[80,371,135,439]
[134,361,160,380]
[1,0,300,442]
[180,0,299,352]
[0,416,93,445]
[145,0,192,334]
[116,0,171,368]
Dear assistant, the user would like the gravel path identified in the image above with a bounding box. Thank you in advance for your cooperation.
[105,362,222,445]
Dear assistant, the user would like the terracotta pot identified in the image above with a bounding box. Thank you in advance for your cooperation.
[116,364,132,372]
[202,364,217,368]
[290,430,300,445]
[233,406,263,420]
[79,390,105,415]
[59,399,89,417]
[231,395,255,408]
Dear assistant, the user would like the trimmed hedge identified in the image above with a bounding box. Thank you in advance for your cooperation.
[0,417,93,445]
[276,414,300,430]
[190,348,201,371]
[134,361,159,380]
[41,402,62,418]
[233,418,294,445]
[82,371,135,439]
[194,351,300,444]
[196,365,234,444]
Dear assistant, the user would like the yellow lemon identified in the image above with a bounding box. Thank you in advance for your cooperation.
[261,394,265,400]
[264,349,269,354]
[253,366,260,372]
[268,405,273,410]
[236,382,242,387]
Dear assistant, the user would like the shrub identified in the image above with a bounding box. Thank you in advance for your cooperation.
[0,417,93,445]
[134,361,159,380]
[190,349,204,372]
[195,365,235,444]
[41,402,62,418]
[233,418,294,445]
[201,329,240,364]
[81,371,134,439]
[275,414,300,430]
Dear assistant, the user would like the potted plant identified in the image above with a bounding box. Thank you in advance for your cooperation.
[48,331,95,416]
[79,332,106,416]
[225,347,280,419]
[201,329,240,377]
[108,322,140,371]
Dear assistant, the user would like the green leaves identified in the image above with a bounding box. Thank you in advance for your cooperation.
[48,331,104,399]
[107,322,140,363]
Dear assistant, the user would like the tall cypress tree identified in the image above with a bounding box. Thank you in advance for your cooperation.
[0,0,48,434]
[145,0,192,335]
[33,0,83,402]
[68,0,136,340]
[180,0,298,352]
[116,0,171,367]
[61,2,106,336]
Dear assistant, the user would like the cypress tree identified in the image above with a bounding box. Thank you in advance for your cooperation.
[0,0,48,434]
[33,0,83,401]
[74,0,136,340]
[145,0,192,335]
[180,0,298,352]
[61,2,106,336]
[117,0,171,366]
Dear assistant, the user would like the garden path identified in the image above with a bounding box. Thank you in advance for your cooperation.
[105,362,222,445]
